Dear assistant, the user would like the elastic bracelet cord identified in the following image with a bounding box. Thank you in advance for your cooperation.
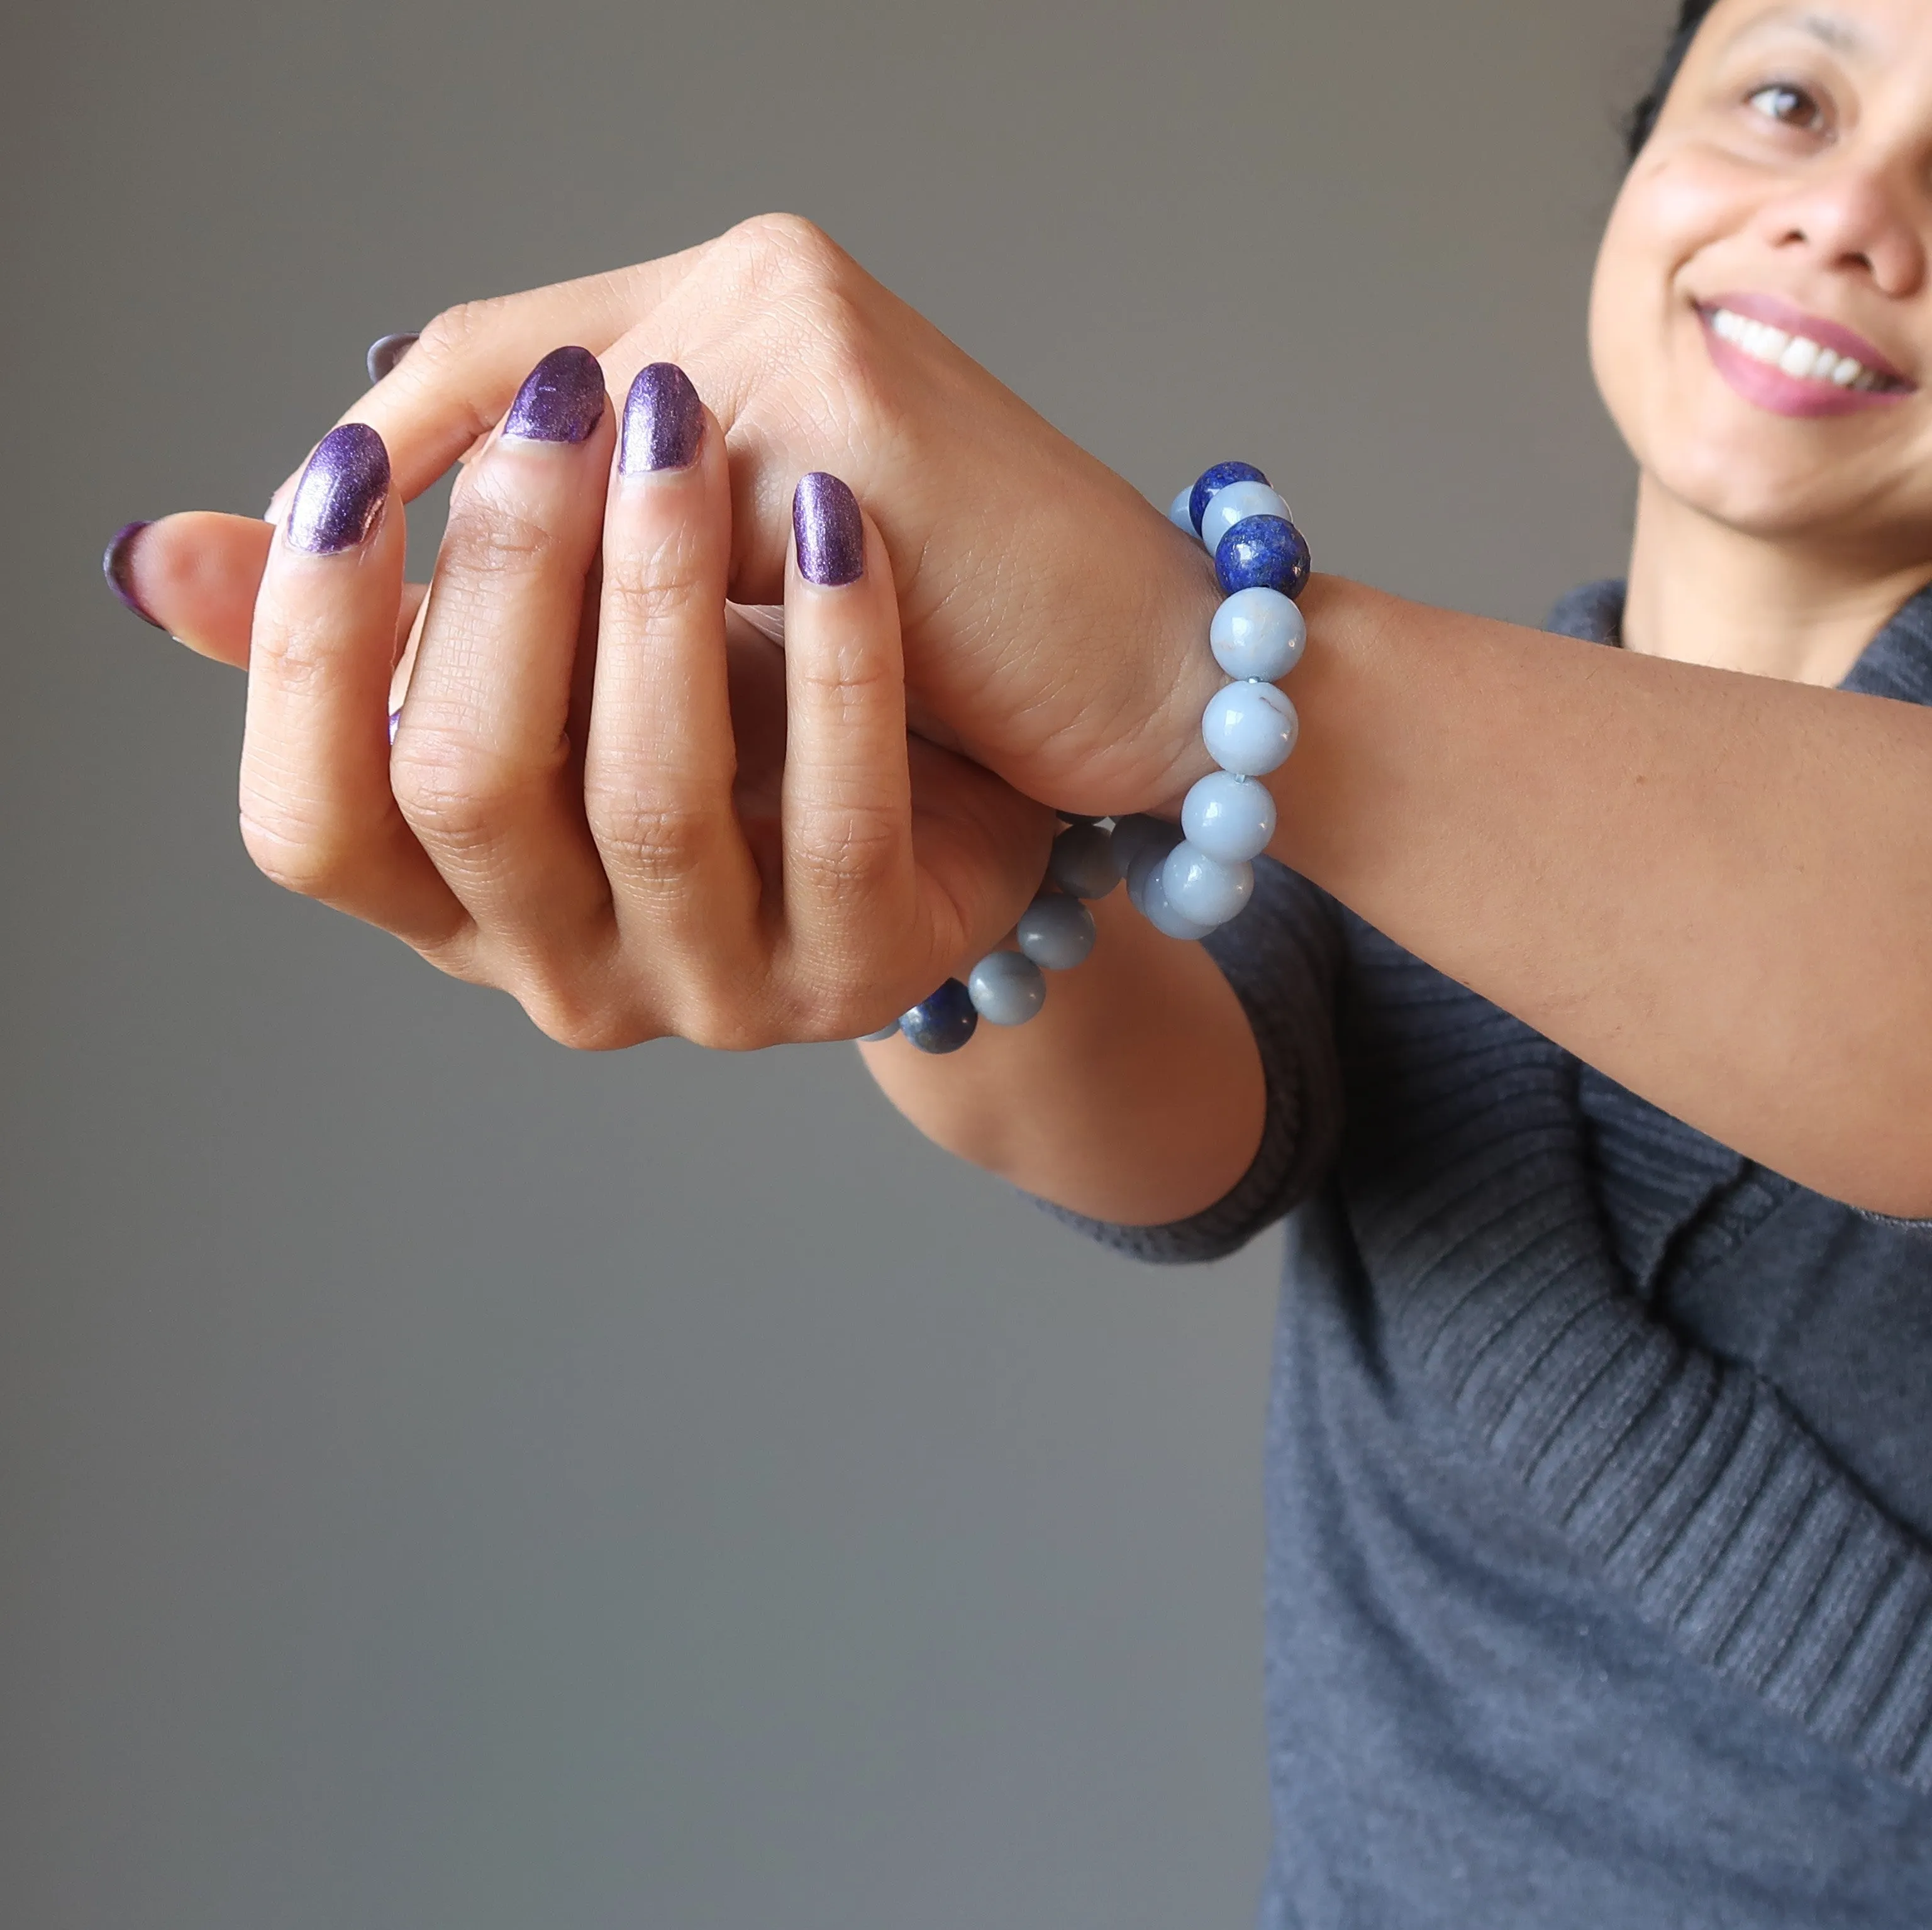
[871,462,1310,1055]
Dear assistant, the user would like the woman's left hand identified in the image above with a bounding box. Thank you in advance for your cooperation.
[218,352,1051,1049]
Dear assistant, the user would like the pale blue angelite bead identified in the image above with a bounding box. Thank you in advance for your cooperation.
[967,950,1048,1025]
[1168,485,1197,533]
[1123,824,1184,916]
[1141,867,1215,941]
[1181,769,1277,861]
[858,1023,901,1043]
[1210,587,1306,682]
[1162,841,1254,926]
[1046,823,1119,899]
[1199,480,1293,554]
[1016,892,1097,970]
[1202,680,1299,776]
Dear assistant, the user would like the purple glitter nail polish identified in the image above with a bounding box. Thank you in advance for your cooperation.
[103,521,163,628]
[387,707,402,746]
[502,346,608,445]
[792,472,864,587]
[619,362,704,474]
[365,331,419,385]
[286,423,391,555]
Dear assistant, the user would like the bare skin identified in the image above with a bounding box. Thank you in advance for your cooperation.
[118,0,1932,1224]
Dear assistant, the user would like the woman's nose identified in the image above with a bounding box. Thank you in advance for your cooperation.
[1753,158,1929,298]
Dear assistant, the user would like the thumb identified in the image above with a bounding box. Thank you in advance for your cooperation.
[103,511,273,668]
[104,511,424,670]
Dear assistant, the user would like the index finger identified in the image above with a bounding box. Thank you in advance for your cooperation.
[308,252,703,505]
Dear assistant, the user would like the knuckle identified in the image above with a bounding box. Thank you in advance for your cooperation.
[585,792,721,888]
[237,807,353,902]
[599,538,715,633]
[411,299,502,372]
[391,737,564,853]
[794,804,901,897]
[250,609,341,698]
[436,492,565,583]
[727,211,847,287]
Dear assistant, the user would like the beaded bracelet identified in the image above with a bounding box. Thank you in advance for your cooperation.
[872,462,1309,1055]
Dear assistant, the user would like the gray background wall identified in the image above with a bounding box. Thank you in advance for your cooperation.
[3,3,1667,1924]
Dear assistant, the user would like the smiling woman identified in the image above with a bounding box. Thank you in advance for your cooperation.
[100,0,1932,1922]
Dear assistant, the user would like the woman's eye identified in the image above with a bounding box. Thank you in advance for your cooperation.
[1746,82,1826,131]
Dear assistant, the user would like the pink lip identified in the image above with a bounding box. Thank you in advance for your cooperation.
[1697,291,1915,419]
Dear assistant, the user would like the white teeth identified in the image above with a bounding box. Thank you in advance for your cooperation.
[1779,335,1822,377]
[1706,307,1896,391]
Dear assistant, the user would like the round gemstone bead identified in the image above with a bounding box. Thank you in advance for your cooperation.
[1109,814,1180,880]
[1214,516,1311,600]
[1141,867,1216,941]
[1162,841,1254,926]
[1189,461,1269,535]
[858,1023,901,1043]
[1202,680,1299,776]
[1046,823,1119,899]
[899,979,979,1054]
[967,950,1048,1026]
[1167,485,1197,532]
[1199,481,1294,555]
[1015,892,1097,970]
[1210,587,1306,682]
[1123,824,1185,915]
[1181,769,1277,862]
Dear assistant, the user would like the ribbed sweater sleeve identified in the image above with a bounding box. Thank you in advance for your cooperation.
[1036,857,1345,1265]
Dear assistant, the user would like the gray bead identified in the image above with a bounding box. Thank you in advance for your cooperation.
[1047,824,1120,899]
[1181,770,1277,862]
[967,950,1048,1025]
[1124,826,1184,915]
[1162,841,1255,926]
[857,1023,901,1043]
[1015,892,1097,970]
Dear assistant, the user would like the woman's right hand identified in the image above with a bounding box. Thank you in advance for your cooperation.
[122,214,1230,826]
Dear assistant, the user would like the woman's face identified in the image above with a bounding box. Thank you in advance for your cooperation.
[1592,0,1932,555]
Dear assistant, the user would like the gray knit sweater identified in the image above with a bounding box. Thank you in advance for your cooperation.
[1053,582,1932,1928]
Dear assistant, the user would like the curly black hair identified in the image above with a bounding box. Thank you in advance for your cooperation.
[1626,0,1723,160]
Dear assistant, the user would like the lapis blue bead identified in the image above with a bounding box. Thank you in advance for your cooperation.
[1189,462,1269,535]
[1182,769,1277,861]
[1047,823,1119,899]
[899,979,979,1054]
[1214,516,1311,599]
[1210,587,1306,682]
[967,950,1048,1026]
[1016,892,1097,970]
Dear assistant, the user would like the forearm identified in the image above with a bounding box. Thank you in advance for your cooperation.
[859,890,1267,1226]
[1269,575,1932,1216]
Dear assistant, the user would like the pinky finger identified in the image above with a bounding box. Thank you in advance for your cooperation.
[778,475,923,1003]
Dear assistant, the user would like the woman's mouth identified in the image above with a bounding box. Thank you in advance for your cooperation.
[1697,296,1914,419]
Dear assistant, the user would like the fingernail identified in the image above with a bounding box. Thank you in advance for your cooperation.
[502,346,607,445]
[286,423,391,554]
[365,331,419,385]
[793,472,863,587]
[103,521,163,628]
[619,362,704,474]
